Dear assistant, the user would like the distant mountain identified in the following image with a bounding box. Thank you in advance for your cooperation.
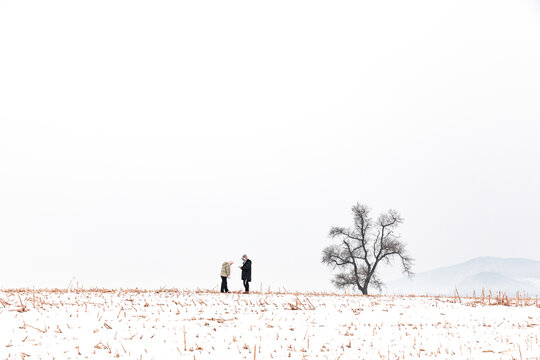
[385,257,540,296]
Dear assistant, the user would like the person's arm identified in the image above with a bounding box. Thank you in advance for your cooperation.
[243,260,251,271]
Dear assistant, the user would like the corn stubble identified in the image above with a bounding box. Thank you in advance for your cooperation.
[0,288,539,359]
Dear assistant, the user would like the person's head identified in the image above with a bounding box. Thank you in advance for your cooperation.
[242,254,248,261]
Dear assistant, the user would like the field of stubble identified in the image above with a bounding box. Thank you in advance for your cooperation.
[0,289,539,359]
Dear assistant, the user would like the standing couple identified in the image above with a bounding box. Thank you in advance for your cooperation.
[220,254,252,293]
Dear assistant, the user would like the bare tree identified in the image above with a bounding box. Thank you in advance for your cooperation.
[322,203,413,295]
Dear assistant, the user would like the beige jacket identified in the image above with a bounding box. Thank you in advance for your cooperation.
[220,262,230,277]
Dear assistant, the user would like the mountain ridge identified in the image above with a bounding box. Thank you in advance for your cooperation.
[384,256,540,296]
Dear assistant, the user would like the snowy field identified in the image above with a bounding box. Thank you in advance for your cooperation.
[0,289,539,359]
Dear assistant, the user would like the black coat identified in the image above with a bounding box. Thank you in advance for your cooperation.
[241,259,252,281]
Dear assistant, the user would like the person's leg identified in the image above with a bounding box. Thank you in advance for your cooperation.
[243,280,249,293]
[221,277,226,293]
[224,277,229,293]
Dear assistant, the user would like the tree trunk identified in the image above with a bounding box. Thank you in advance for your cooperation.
[362,276,371,295]
[362,285,368,295]
[357,283,368,295]
[356,282,367,295]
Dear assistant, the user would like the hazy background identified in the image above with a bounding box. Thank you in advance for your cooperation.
[1,0,539,291]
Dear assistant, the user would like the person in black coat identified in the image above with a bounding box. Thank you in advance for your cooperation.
[240,254,252,293]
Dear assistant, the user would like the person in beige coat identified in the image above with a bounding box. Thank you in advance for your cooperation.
[220,260,233,293]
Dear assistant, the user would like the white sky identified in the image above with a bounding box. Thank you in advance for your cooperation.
[1,0,539,291]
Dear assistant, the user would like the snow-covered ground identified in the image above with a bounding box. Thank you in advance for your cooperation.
[0,290,539,359]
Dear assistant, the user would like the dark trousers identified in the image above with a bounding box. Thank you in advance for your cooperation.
[220,276,228,293]
[243,279,250,292]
